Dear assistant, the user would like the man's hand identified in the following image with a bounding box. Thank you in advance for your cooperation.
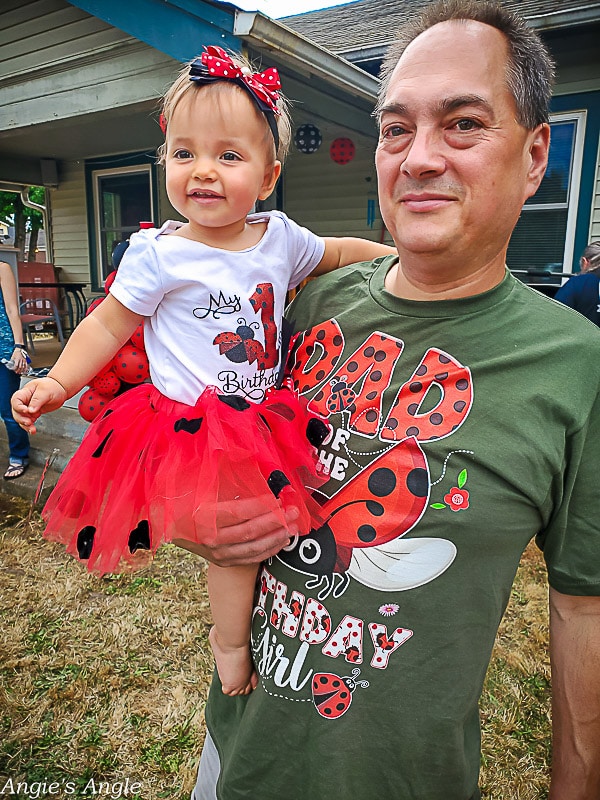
[172,494,300,567]
[10,376,68,433]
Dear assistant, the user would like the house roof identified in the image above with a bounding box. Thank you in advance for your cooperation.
[281,0,600,60]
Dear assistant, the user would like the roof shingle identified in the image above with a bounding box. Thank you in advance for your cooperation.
[281,0,600,57]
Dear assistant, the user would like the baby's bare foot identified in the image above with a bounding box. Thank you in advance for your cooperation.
[209,626,256,696]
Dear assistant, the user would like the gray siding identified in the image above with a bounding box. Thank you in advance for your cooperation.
[284,119,390,242]
[49,161,90,287]
[592,140,600,241]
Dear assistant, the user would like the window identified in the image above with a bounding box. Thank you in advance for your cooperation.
[507,112,585,280]
[89,158,156,288]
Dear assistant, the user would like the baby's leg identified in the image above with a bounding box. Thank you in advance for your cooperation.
[207,563,259,696]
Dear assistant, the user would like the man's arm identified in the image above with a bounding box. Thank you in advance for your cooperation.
[549,587,600,799]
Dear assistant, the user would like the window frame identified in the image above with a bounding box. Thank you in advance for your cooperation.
[86,153,158,292]
[510,110,586,280]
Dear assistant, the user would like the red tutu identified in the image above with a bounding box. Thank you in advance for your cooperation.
[42,382,331,575]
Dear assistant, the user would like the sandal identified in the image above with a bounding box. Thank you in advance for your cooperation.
[3,460,29,480]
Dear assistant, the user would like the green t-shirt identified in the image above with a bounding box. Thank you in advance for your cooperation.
[206,258,600,800]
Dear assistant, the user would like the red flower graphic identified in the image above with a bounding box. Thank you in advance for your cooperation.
[443,487,470,512]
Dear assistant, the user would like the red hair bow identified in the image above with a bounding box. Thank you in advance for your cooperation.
[196,45,281,115]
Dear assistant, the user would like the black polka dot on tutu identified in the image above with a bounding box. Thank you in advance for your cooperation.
[77,526,96,559]
[306,418,330,446]
[173,417,203,434]
[258,413,272,432]
[218,395,251,411]
[267,470,291,498]
[92,430,113,458]
[128,520,151,554]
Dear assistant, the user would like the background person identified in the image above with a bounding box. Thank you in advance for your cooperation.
[0,260,30,480]
[180,2,600,799]
[554,240,600,324]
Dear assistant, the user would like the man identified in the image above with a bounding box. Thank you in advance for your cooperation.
[183,1,600,797]
[555,241,600,324]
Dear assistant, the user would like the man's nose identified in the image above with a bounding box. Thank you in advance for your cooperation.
[400,127,445,179]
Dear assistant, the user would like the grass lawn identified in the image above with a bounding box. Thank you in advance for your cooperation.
[0,494,550,799]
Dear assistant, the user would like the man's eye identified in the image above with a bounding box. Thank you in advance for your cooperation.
[455,119,479,132]
[382,125,408,139]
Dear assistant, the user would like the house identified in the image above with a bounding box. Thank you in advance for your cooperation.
[0,0,384,294]
[283,0,600,280]
[0,0,599,299]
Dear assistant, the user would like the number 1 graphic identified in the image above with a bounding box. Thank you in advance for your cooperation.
[249,283,278,369]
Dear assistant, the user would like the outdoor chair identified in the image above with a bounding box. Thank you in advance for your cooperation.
[17,261,66,352]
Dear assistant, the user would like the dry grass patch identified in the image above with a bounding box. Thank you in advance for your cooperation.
[480,545,551,799]
[0,495,212,799]
[0,495,551,798]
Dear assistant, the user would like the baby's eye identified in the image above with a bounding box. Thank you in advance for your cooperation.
[222,151,241,161]
[173,149,193,159]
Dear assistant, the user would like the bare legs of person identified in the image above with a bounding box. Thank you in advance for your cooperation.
[207,563,259,696]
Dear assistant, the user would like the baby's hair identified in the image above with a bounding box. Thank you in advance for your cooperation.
[157,48,292,164]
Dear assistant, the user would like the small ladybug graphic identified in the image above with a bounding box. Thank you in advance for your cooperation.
[345,646,360,663]
[327,375,356,414]
[214,318,267,365]
[312,667,369,720]
[342,634,360,663]
[376,632,396,651]
[310,614,331,635]
[290,599,302,619]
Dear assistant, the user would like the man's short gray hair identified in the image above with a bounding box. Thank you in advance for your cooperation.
[376,0,555,130]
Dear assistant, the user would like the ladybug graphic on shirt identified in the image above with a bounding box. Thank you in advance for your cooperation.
[375,632,396,651]
[312,668,369,719]
[214,319,267,366]
[277,437,457,598]
[326,376,357,414]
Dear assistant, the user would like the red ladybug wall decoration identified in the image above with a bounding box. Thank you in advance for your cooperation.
[330,137,355,165]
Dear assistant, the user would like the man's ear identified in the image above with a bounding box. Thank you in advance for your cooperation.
[524,123,551,201]
[259,161,282,201]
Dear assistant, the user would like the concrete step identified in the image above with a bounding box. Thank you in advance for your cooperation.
[0,436,62,504]
[32,404,89,446]
[0,402,89,503]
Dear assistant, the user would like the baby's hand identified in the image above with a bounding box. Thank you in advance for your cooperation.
[11,377,69,434]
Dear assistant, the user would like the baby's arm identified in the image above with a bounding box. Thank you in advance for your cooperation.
[11,295,142,433]
[312,237,397,276]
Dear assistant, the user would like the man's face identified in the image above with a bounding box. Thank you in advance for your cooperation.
[375,20,549,271]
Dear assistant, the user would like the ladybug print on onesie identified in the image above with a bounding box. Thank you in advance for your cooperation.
[214,320,267,367]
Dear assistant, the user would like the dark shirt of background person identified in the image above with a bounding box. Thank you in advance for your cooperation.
[554,241,600,324]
